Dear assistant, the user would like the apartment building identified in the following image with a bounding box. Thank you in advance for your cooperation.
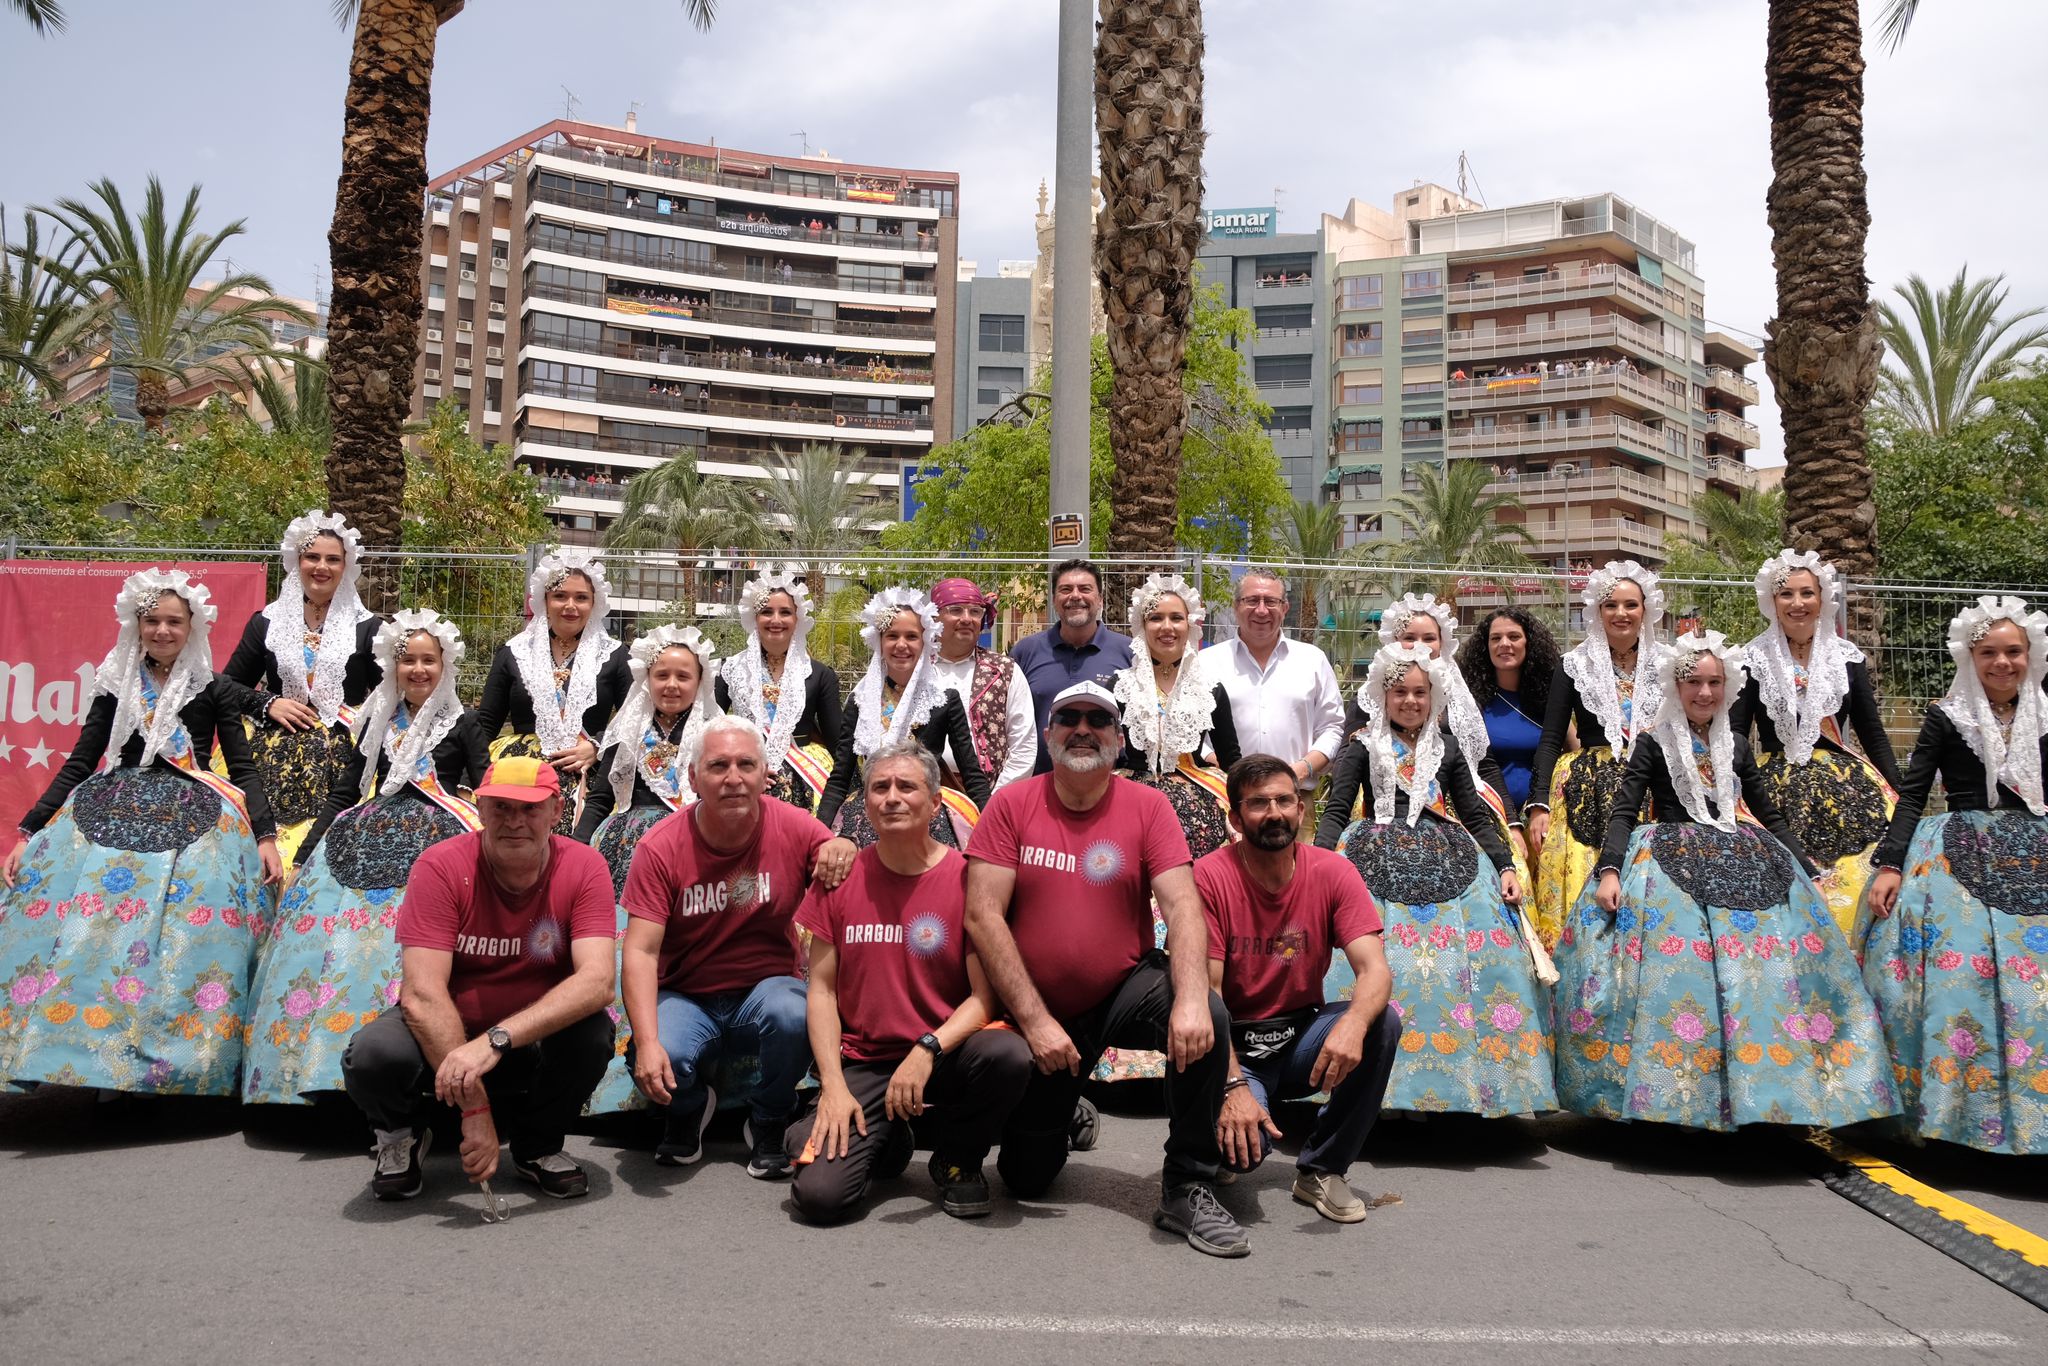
[952,260,1035,432]
[415,117,960,557]
[1323,188,1759,581]
[56,284,323,424]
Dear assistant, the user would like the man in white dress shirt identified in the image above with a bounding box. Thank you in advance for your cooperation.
[1200,569,1346,793]
[928,577,1037,795]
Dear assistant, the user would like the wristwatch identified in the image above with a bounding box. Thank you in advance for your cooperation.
[915,1033,943,1060]
[486,1025,512,1053]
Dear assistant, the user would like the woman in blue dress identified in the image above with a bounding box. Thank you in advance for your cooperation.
[1558,631,1895,1130]
[579,625,719,1115]
[1864,596,2048,1154]
[1314,642,1555,1117]
[1456,606,1562,820]
[242,610,484,1104]
[1,569,281,1095]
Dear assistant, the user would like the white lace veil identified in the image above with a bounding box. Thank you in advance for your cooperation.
[97,569,219,768]
[1380,592,1489,785]
[1560,558,1671,758]
[1938,595,2048,816]
[1743,548,1862,766]
[850,588,944,759]
[600,625,720,810]
[1643,630,1748,833]
[510,547,617,752]
[719,567,814,773]
[1113,572,1214,775]
[263,509,374,726]
[352,610,466,802]
[1359,642,1450,827]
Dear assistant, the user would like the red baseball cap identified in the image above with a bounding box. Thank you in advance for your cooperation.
[474,756,563,803]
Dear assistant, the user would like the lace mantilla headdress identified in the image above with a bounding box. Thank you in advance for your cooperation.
[1643,630,1749,832]
[1115,572,1215,774]
[851,587,944,758]
[601,626,720,811]
[263,510,374,728]
[97,569,219,767]
[1939,595,2048,816]
[1561,558,1671,758]
[1378,592,1490,785]
[352,610,466,801]
[720,566,815,773]
[1744,548,1862,767]
[1359,642,1449,827]
[510,547,618,752]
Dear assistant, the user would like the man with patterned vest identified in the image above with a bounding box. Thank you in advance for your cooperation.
[929,577,1036,797]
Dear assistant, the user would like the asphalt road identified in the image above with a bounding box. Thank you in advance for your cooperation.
[2,1086,2042,1365]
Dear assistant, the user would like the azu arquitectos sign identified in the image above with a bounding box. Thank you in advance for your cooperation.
[1203,206,1276,239]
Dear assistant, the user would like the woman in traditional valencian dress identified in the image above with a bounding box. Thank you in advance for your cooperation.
[714,568,843,816]
[220,511,380,869]
[1525,561,1676,950]
[1730,550,1902,940]
[579,626,719,1115]
[1108,572,1240,858]
[1314,643,1555,1117]
[1864,596,2048,1154]
[1456,607,1563,829]
[474,548,630,835]
[818,588,990,847]
[0,569,281,1095]
[242,610,485,1104]
[1557,631,1895,1130]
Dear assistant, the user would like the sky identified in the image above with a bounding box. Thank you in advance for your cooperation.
[4,0,2046,468]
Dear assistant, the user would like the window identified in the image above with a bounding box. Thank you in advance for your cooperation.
[1341,371,1383,405]
[528,360,597,391]
[1255,304,1312,332]
[776,170,835,198]
[1401,417,1443,442]
[1401,317,1443,348]
[1401,363,1443,398]
[1341,322,1382,357]
[1401,268,1443,298]
[484,379,503,409]
[1254,355,1311,387]
[838,260,905,289]
[977,365,1024,406]
[535,221,606,258]
[1339,274,1383,310]
[978,314,1026,352]
[1339,420,1383,452]
[527,262,603,297]
[528,315,603,349]
[1265,406,1312,432]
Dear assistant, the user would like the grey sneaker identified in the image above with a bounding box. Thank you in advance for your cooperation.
[1069,1096,1099,1152]
[370,1126,431,1200]
[512,1150,589,1199]
[655,1087,718,1167]
[744,1116,793,1180]
[1292,1169,1368,1224]
[1154,1182,1250,1258]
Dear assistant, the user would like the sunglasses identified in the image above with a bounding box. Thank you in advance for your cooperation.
[1051,707,1117,730]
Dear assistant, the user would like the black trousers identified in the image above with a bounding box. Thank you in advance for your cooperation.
[996,951,1230,1198]
[786,1029,1032,1225]
[340,1008,613,1163]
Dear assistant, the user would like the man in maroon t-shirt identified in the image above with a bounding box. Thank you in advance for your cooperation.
[1198,754,1398,1226]
[965,681,1244,1258]
[620,715,857,1178]
[342,758,618,1202]
[786,742,1031,1223]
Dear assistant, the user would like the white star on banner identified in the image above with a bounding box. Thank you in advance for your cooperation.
[24,742,54,769]
[0,736,14,762]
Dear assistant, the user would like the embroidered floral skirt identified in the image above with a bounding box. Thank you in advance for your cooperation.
[242,790,470,1104]
[1532,746,1624,951]
[212,719,353,870]
[585,804,675,1115]
[1755,749,1895,942]
[1327,815,1556,1116]
[0,767,270,1095]
[488,732,581,836]
[767,742,835,817]
[1861,810,2048,1154]
[1555,821,1896,1130]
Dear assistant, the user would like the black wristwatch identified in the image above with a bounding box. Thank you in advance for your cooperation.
[915,1033,943,1060]
[487,1025,512,1053]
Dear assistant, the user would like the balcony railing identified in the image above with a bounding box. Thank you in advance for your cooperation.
[539,142,955,214]
[1446,365,1689,417]
[1253,326,1314,340]
[528,183,936,253]
[524,280,936,341]
[1256,376,1313,390]
[540,474,630,502]
[1447,415,1678,464]
[1520,517,1667,558]
[520,425,907,477]
[1480,464,1685,513]
[1445,263,1687,318]
[1254,275,1313,289]
[1702,365,1760,405]
[1447,313,1675,362]
[527,229,938,297]
[523,328,935,386]
[1704,456,1759,490]
[1705,409,1761,447]
[525,375,932,432]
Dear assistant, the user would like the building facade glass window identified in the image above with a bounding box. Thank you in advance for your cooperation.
[1401,268,1444,298]
[1341,322,1382,357]
[1339,420,1383,452]
[976,365,1024,406]
[1339,274,1383,310]
[1341,375,1384,405]
[978,314,1026,352]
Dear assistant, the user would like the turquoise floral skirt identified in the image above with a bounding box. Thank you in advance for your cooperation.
[1555,821,1897,1130]
[585,804,673,1115]
[1861,810,2048,1154]
[0,767,270,1096]
[242,790,469,1104]
[1328,815,1556,1116]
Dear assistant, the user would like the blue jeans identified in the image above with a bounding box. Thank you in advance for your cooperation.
[656,976,811,1125]
[1230,999,1400,1177]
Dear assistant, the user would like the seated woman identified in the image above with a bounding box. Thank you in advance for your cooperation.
[1314,643,1555,1118]
[1109,572,1240,858]
[242,610,485,1104]
[818,588,991,848]
[1,569,281,1096]
[578,625,720,1116]
[1731,550,1902,939]
[715,568,842,816]
[1558,631,1895,1131]
[219,510,381,868]
[1864,596,2048,1155]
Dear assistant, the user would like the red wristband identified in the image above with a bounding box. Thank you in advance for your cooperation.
[461,1105,490,1119]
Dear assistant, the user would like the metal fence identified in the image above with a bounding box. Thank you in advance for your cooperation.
[9,541,2044,760]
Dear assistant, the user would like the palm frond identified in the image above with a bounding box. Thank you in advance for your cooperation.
[1878,267,2048,435]
[10,0,66,35]
[1874,0,1919,53]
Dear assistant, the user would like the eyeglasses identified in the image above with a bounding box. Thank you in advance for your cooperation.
[1051,707,1117,730]
[1236,597,1286,610]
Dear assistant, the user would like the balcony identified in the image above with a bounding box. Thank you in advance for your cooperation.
[539,143,954,214]
[1445,263,1686,319]
[1446,365,1690,419]
[529,182,937,254]
[1704,329,1759,367]
[1703,365,1760,406]
[525,375,933,434]
[1520,517,1666,560]
[525,280,935,342]
[1481,464,1687,516]
[1704,409,1760,449]
[1253,273,1314,294]
[1704,456,1759,491]
[520,425,907,478]
[539,474,629,504]
[1446,313,1677,365]
[526,229,938,297]
[1447,415,1678,466]
[523,328,935,390]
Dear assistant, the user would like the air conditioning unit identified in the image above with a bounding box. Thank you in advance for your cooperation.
[456,319,472,332]
[426,328,443,342]
[423,367,441,381]
[491,256,509,268]
[488,301,506,315]
[454,358,471,372]
[460,268,477,282]
[486,345,503,360]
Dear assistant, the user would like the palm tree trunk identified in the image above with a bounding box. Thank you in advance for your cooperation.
[1095,0,1205,582]
[1764,1,1883,646]
[134,373,170,432]
[325,0,461,609]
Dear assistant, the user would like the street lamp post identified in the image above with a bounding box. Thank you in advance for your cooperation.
[1554,461,1578,633]
[1047,0,1093,563]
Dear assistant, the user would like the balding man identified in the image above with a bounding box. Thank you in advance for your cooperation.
[1202,569,1346,794]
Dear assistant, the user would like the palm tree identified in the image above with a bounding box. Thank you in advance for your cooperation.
[1874,0,1919,51]
[1378,460,1534,610]
[8,0,64,34]
[1095,0,1206,568]
[1876,268,2048,436]
[603,452,746,613]
[1276,496,1347,643]
[242,355,331,446]
[43,177,310,431]
[728,443,874,600]
[325,0,716,608]
[1,205,101,393]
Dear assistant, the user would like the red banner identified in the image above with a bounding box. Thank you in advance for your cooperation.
[0,559,269,835]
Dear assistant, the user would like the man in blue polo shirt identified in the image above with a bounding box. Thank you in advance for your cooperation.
[1009,558,1134,774]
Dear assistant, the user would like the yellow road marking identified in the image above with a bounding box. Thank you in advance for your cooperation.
[1811,1133,2048,1270]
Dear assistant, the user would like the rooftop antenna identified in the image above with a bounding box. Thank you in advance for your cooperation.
[1273,186,1285,228]
[1456,150,1488,207]
[560,85,581,121]
[792,129,811,157]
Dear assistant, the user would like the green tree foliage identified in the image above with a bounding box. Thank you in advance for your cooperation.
[1376,460,1534,608]
[604,451,746,611]
[1876,267,2048,436]
[1,206,100,394]
[732,443,885,600]
[1660,487,1787,635]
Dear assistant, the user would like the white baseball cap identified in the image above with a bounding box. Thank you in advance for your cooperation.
[1048,680,1122,719]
